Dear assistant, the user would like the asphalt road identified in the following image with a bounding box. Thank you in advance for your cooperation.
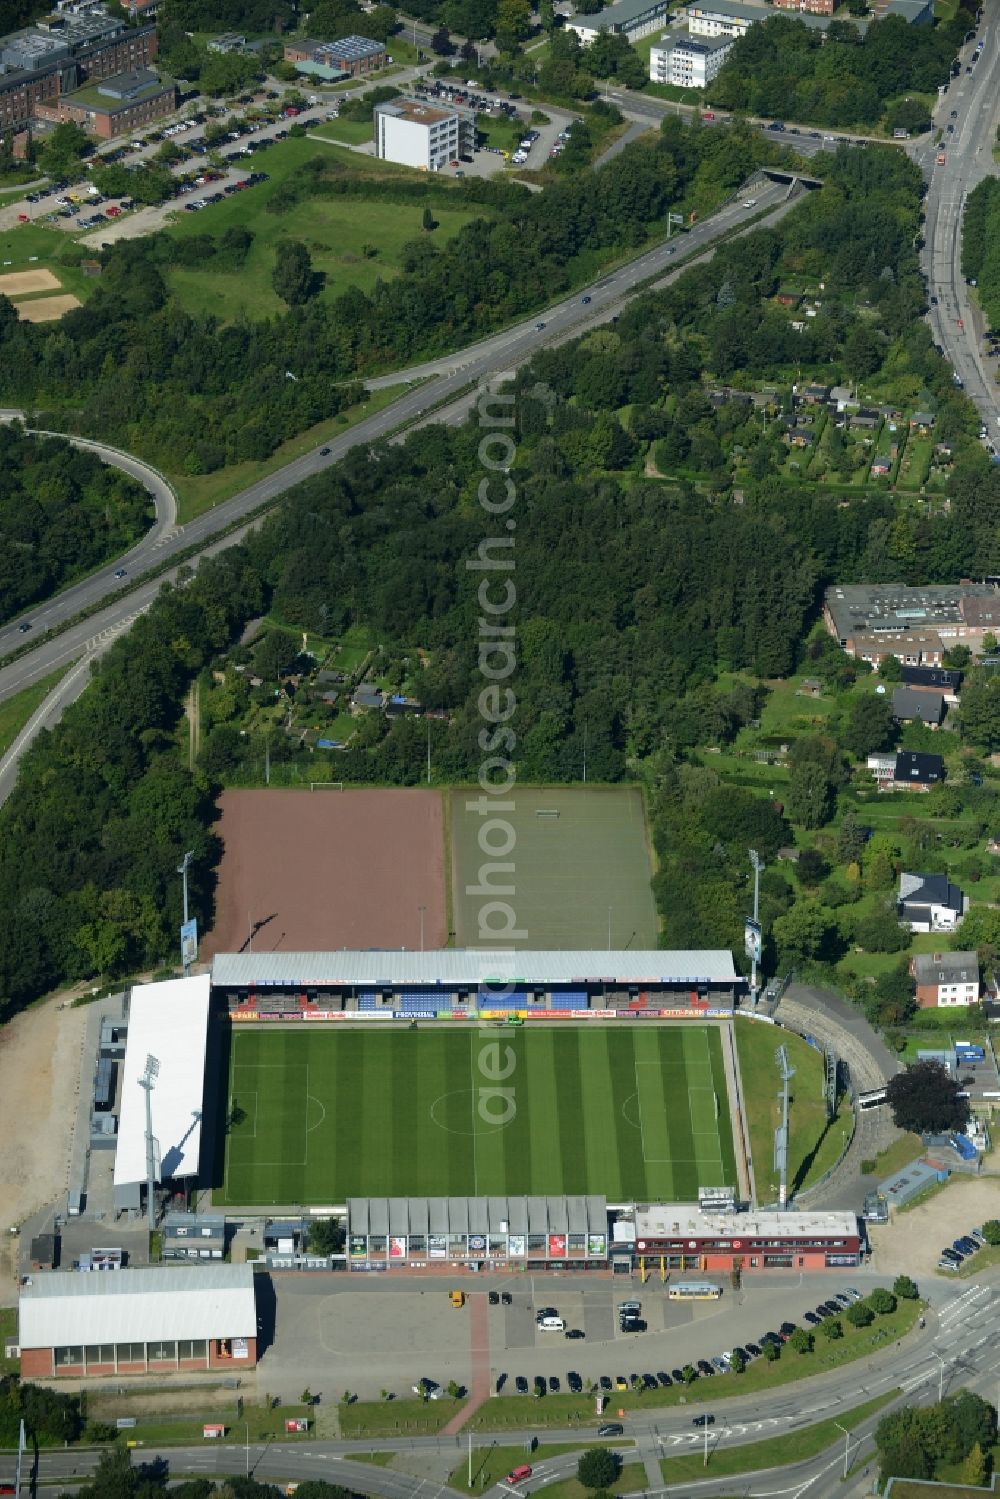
[0,175,796,766]
[917,1,1000,426]
[3,1280,999,1499]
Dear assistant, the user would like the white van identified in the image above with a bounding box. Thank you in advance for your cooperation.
[538,1316,566,1331]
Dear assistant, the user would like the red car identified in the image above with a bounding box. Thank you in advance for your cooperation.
[17,213,28,222]
[703,110,715,119]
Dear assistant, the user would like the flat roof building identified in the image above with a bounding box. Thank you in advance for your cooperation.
[825,583,1000,663]
[649,28,733,85]
[0,9,158,132]
[284,34,385,78]
[566,0,671,43]
[373,95,473,171]
[113,974,210,1214]
[19,1264,258,1378]
[347,1195,608,1269]
[623,1203,862,1269]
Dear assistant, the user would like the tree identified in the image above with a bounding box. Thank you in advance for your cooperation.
[980,1220,1000,1245]
[796,848,829,885]
[255,630,300,681]
[846,1302,874,1327]
[786,761,834,829]
[893,1274,918,1300]
[788,1327,814,1354]
[272,240,317,306]
[763,1339,780,1362]
[960,1442,989,1488]
[730,1348,746,1373]
[819,1316,843,1340]
[885,1060,971,1135]
[681,1364,698,1384]
[577,1449,619,1489]
[307,1218,344,1253]
[960,676,1000,752]
[842,692,896,758]
[421,206,437,231]
[773,899,840,962]
[878,654,903,682]
[867,1288,897,1315]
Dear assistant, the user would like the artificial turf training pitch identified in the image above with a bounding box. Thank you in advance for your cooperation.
[218,1025,738,1205]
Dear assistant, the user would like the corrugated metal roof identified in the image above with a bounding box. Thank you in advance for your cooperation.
[114,975,210,1189]
[19,1266,256,1349]
[212,949,738,987]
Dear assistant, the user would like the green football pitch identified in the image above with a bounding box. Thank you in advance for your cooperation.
[217,1025,738,1205]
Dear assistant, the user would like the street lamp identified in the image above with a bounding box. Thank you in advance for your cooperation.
[833,1421,850,1480]
[934,1351,948,1401]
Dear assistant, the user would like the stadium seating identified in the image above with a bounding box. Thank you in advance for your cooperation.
[358,992,378,1011]
[550,991,588,1011]
[398,992,446,1015]
[477,990,527,1009]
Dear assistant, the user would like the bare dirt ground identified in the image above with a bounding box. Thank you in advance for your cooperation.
[0,990,89,1295]
[870,1173,1000,1278]
[204,788,447,954]
[16,294,81,321]
[0,268,59,294]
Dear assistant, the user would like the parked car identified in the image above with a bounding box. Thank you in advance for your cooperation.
[489,1290,499,1305]
[548,1376,560,1393]
[515,1376,528,1393]
[656,1372,672,1387]
[567,1372,583,1393]
[566,1328,585,1339]
[599,1375,612,1390]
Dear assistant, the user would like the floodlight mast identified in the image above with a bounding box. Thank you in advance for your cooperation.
[178,849,194,972]
[749,849,764,1007]
[774,1045,796,1210]
[139,1054,160,1231]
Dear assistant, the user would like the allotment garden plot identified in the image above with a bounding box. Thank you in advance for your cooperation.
[449,786,658,950]
[217,1022,736,1205]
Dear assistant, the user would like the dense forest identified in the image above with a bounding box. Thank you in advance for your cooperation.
[0,140,993,1016]
[711,10,973,129]
[0,122,777,477]
[0,427,151,625]
[961,175,1000,333]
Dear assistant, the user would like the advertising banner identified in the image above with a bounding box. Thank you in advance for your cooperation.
[548,1234,567,1258]
[180,918,198,968]
[349,1236,367,1259]
[508,1234,526,1256]
[587,1234,606,1257]
[428,1236,447,1259]
[744,918,762,962]
[389,1236,406,1259]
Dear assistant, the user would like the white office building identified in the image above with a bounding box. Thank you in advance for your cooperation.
[566,0,671,42]
[649,28,733,84]
[373,96,473,171]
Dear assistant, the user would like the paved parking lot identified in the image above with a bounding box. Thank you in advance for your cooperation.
[259,1268,909,1402]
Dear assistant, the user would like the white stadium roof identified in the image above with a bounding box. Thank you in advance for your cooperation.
[19,1265,256,1349]
[211,949,739,986]
[114,974,211,1188]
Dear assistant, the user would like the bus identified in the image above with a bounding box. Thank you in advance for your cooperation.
[668,1282,723,1301]
[858,1086,888,1112]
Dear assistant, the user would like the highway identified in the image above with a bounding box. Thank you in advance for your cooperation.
[917,0,1000,426]
[3,1280,1000,1499]
[0,176,801,799]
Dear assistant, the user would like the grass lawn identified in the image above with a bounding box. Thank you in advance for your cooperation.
[163,138,486,323]
[955,1243,1000,1278]
[866,1132,924,1175]
[338,1398,455,1439]
[0,664,75,756]
[310,118,377,146]
[659,1391,896,1481]
[735,1018,852,1199]
[0,1308,17,1375]
[217,1024,737,1204]
[83,1398,313,1446]
[539,1465,648,1499]
[173,382,407,522]
[758,675,840,734]
[0,222,97,305]
[449,1442,627,1491]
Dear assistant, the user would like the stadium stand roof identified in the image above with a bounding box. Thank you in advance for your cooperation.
[212,950,739,987]
[114,974,211,1188]
[19,1265,256,1348]
[348,1195,607,1236]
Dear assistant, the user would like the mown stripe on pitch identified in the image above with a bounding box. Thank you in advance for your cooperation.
[526,1027,563,1195]
[506,1032,535,1195]
[444,1029,474,1194]
[610,1030,646,1202]
[390,1029,412,1197]
[579,1027,623,1198]
[665,1028,699,1199]
[331,1029,357,1199]
[709,1029,739,1185]
[554,1026,587,1194]
[633,1027,674,1197]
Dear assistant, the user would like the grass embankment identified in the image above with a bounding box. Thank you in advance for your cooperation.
[83,1395,314,1447]
[338,1398,455,1439]
[539,1466,648,1499]
[0,1309,18,1375]
[0,665,76,756]
[449,1441,631,1491]
[658,1391,897,1481]
[173,382,408,523]
[735,1018,853,1199]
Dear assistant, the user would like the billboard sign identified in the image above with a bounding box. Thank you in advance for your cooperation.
[181,918,198,967]
[744,919,762,962]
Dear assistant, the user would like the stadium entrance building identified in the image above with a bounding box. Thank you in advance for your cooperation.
[211,950,741,1019]
[346,1196,609,1270]
[18,1265,258,1378]
[614,1203,862,1272]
